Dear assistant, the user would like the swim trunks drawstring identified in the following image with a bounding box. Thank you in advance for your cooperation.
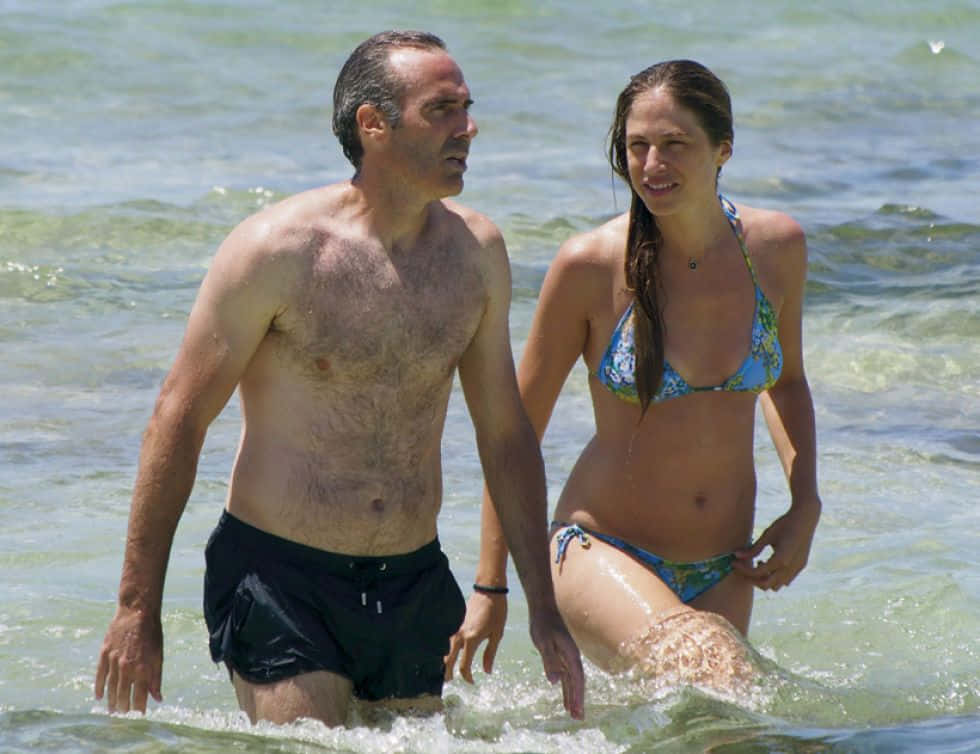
[350,560,388,614]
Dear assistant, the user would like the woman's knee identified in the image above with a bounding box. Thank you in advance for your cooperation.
[610,608,760,690]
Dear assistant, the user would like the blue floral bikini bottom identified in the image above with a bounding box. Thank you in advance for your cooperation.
[552,522,735,603]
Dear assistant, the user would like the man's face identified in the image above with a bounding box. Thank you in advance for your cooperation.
[383,48,478,198]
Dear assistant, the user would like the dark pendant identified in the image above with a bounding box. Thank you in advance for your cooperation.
[688,258,697,270]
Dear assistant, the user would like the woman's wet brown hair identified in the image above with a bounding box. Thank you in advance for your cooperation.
[607,60,733,413]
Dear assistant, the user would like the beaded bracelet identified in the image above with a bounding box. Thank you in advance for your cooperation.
[472,583,509,595]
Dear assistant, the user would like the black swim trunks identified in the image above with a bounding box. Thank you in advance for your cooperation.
[203,511,465,701]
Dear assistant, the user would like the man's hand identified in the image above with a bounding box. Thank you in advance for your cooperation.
[528,605,585,720]
[733,498,820,591]
[445,591,508,683]
[94,605,164,713]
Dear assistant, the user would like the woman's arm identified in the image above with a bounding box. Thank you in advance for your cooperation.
[446,231,600,680]
[734,212,821,589]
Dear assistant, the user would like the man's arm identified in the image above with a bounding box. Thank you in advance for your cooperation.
[734,215,821,589]
[447,232,593,686]
[455,223,584,719]
[94,217,288,713]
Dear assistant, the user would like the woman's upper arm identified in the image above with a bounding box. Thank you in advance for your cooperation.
[769,214,809,386]
[517,236,602,436]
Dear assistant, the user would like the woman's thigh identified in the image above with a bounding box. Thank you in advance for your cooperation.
[550,527,763,691]
[549,527,685,671]
[690,570,754,635]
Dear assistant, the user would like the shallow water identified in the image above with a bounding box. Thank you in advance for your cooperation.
[1,1,978,752]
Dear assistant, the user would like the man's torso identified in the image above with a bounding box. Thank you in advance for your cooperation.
[226,186,490,554]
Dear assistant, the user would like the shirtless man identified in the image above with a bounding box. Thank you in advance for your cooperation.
[94,30,584,726]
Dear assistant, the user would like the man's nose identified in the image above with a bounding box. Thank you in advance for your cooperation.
[460,112,478,141]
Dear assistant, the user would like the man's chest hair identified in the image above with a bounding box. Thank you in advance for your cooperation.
[271,243,486,380]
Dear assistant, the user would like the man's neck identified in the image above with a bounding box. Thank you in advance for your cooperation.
[349,170,437,253]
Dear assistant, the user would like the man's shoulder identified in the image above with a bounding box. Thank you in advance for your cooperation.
[438,199,503,248]
[221,184,353,265]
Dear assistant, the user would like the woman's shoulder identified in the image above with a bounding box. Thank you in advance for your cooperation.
[735,203,806,252]
[539,213,627,306]
[733,202,809,295]
[555,212,629,266]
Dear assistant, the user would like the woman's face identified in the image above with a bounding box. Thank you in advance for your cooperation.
[624,86,731,215]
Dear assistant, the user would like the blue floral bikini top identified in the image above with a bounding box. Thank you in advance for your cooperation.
[595,195,783,405]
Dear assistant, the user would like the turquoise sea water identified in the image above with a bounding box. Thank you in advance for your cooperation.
[1,1,978,751]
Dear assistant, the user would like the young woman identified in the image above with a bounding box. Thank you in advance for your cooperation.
[446,60,821,685]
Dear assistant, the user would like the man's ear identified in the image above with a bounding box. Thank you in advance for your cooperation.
[356,103,389,152]
[718,139,733,168]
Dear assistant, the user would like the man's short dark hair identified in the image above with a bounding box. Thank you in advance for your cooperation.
[332,30,447,170]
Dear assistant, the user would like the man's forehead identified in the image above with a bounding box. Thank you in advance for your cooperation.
[387,45,453,69]
[388,47,469,95]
